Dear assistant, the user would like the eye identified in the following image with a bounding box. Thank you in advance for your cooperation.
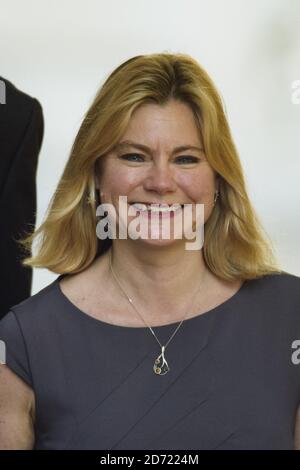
[119,153,144,162]
[118,153,201,164]
[175,156,200,164]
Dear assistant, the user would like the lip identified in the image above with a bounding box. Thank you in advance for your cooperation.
[129,201,184,207]
[128,202,183,219]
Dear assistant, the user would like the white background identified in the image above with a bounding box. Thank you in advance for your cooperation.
[1,0,299,293]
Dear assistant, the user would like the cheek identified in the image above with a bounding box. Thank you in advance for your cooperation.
[178,171,215,202]
[100,164,139,196]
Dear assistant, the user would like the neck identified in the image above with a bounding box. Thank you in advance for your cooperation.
[105,239,211,318]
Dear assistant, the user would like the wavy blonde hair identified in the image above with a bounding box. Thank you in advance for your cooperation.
[19,52,284,280]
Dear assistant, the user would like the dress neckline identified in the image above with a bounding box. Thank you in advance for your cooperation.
[53,274,249,330]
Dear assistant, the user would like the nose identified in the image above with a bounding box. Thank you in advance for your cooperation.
[143,162,177,195]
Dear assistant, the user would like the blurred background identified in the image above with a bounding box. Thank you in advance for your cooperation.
[0,0,299,293]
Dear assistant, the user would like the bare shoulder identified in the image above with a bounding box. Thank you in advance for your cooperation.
[0,364,35,449]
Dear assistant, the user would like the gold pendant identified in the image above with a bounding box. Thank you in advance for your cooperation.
[153,345,170,375]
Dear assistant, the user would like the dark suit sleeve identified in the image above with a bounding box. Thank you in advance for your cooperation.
[0,78,44,319]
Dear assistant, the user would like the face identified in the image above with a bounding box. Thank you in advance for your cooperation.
[96,99,219,247]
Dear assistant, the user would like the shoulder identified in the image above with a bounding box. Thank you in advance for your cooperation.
[1,276,61,328]
[252,271,300,298]
[244,271,300,328]
[245,270,300,306]
[0,76,42,108]
[0,276,64,387]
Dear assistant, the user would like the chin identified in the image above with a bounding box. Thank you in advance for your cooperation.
[132,235,186,248]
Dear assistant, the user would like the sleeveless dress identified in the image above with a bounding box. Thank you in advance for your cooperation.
[0,271,300,450]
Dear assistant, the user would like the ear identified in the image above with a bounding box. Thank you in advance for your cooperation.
[215,174,220,192]
[94,158,101,189]
[94,159,100,189]
[95,173,100,190]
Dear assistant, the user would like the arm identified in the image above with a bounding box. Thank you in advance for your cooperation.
[0,364,35,449]
[294,404,300,450]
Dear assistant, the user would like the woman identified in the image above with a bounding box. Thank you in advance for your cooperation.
[0,53,299,450]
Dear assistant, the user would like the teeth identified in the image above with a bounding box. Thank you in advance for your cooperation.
[131,203,181,213]
[131,203,148,211]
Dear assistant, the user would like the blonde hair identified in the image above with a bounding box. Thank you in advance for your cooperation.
[19,52,284,280]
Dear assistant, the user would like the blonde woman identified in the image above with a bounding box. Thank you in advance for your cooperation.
[0,53,299,450]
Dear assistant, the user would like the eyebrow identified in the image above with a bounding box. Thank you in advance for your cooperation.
[113,139,204,154]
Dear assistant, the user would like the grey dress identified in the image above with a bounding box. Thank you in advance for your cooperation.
[0,271,300,450]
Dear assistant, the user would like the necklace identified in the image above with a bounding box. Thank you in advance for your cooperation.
[108,249,205,376]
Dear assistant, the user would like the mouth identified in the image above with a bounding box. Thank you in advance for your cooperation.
[129,202,184,213]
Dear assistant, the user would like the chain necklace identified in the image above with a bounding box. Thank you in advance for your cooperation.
[108,249,205,376]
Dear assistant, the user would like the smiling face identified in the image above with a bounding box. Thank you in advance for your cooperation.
[96,99,219,247]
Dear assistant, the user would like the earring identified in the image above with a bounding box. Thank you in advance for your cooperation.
[213,190,219,205]
[86,194,96,205]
